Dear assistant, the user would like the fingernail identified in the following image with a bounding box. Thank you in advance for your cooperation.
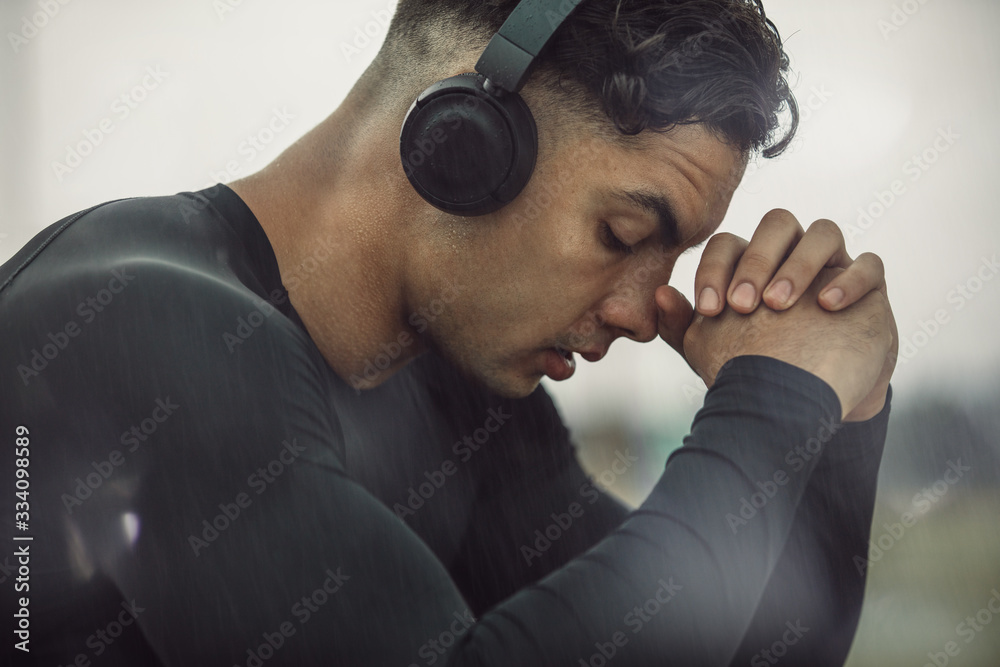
[822,287,845,308]
[731,282,755,310]
[698,287,719,312]
[767,279,792,306]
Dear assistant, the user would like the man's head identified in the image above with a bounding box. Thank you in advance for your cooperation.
[376,0,798,157]
[309,0,799,397]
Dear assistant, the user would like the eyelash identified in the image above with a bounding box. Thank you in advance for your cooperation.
[600,221,635,255]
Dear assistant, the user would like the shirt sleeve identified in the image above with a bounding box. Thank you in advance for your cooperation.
[447,367,890,666]
[726,388,891,667]
[443,355,844,666]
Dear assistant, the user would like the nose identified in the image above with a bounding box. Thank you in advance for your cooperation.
[599,291,659,343]
[596,273,662,344]
[569,256,675,350]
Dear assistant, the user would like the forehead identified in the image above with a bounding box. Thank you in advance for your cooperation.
[561,123,746,247]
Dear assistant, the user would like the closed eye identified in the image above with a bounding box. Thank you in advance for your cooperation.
[599,221,635,255]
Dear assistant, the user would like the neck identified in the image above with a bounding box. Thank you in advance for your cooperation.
[229,92,428,391]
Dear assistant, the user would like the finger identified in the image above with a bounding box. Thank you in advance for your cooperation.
[655,284,694,357]
[761,218,851,311]
[817,251,886,311]
[693,232,747,316]
[726,209,804,313]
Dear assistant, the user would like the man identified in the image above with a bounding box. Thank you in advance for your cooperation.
[0,0,895,665]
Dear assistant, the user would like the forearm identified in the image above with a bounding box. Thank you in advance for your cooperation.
[450,355,844,666]
[727,387,892,666]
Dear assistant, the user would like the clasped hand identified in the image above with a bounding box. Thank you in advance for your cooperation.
[656,209,898,422]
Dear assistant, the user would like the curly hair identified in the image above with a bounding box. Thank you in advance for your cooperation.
[384,0,798,158]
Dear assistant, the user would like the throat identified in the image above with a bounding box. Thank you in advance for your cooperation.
[291,282,426,391]
[228,112,422,391]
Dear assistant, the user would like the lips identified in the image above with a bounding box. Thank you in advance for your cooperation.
[555,345,577,366]
[543,346,576,381]
[542,343,609,381]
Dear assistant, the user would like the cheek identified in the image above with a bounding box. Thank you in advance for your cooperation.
[493,216,602,299]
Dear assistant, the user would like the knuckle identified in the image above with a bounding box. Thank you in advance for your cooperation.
[827,273,861,298]
[818,265,846,282]
[738,250,774,275]
[807,218,844,241]
[777,254,814,280]
[696,244,741,278]
[858,286,890,311]
[763,207,796,222]
[761,208,803,232]
[859,251,885,274]
[683,324,702,353]
[704,232,744,250]
[695,258,728,281]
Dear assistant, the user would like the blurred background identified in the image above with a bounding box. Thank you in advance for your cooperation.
[2,0,998,663]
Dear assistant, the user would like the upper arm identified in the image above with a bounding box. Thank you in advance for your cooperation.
[92,264,475,663]
[5,251,477,663]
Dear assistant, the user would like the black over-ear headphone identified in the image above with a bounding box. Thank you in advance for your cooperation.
[399,0,584,216]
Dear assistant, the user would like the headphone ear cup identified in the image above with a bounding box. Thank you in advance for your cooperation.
[400,73,537,216]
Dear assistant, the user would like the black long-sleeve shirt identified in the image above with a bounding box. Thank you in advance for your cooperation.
[0,184,890,665]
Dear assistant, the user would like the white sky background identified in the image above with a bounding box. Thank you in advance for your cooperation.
[1,0,999,431]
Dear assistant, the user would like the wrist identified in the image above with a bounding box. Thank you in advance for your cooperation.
[844,387,890,422]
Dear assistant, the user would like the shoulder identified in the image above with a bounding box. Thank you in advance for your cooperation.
[2,187,283,341]
[2,189,343,464]
[2,189,287,353]
[2,189,246,297]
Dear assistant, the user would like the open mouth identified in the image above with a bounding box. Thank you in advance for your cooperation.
[555,345,576,369]
[542,345,577,382]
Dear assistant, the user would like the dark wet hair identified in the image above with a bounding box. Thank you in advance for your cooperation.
[385,0,798,157]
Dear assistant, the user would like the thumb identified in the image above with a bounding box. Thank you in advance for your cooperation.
[655,284,694,358]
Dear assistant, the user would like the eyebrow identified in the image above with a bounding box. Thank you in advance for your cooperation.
[612,189,683,249]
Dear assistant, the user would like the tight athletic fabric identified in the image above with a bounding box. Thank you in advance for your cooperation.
[0,184,890,666]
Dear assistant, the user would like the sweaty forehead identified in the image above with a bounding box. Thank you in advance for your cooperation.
[599,124,746,247]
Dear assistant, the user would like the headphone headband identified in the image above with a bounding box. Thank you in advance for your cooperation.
[476,0,584,93]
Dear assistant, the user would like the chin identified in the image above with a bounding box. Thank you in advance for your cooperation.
[456,359,541,399]
[488,374,541,399]
[429,335,541,398]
